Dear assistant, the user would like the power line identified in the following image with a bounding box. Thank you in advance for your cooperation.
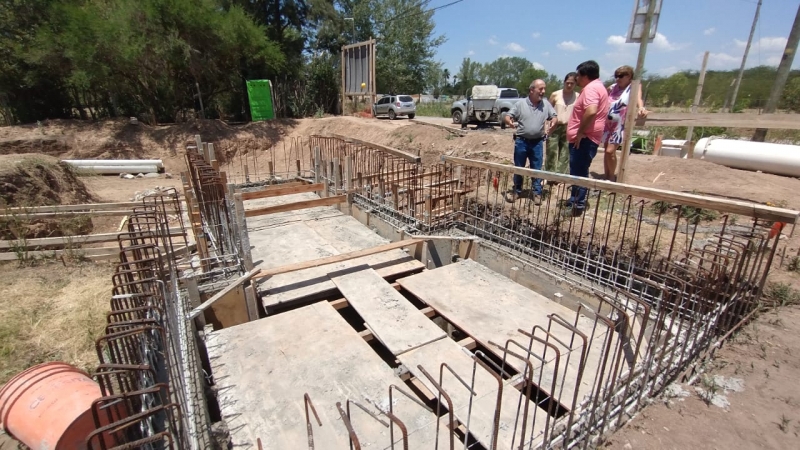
[381,0,466,27]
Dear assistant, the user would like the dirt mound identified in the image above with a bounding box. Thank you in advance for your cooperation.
[0,154,94,207]
[0,154,95,239]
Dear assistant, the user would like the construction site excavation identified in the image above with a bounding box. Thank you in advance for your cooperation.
[2,118,795,450]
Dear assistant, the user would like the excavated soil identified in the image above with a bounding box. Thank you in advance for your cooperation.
[0,154,96,239]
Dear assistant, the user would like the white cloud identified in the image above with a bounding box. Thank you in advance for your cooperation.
[606,35,628,47]
[735,36,787,51]
[766,55,782,65]
[467,50,475,56]
[708,52,740,67]
[506,42,526,53]
[531,32,541,39]
[653,33,678,51]
[655,66,681,76]
[607,33,683,51]
[542,51,550,57]
[557,41,585,52]
[497,53,511,58]
[533,62,545,70]
[488,36,498,45]
[704,27,716,36]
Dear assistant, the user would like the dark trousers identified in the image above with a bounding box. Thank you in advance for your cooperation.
[568,138,599,210]
[513,137,544,195]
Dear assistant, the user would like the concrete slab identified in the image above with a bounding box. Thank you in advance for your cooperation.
[331,267,447,356]
[398,259,616,411]
[247,197,424,309]
[206,302,444,449]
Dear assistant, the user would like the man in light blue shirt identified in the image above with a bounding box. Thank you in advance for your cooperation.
[503,79,557,205]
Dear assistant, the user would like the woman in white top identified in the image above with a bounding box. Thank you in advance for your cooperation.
[602,65,648,182]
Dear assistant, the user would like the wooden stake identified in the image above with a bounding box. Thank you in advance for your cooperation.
[202,142,210,163]
[233,193,253,270]
[333,157,341,193]
[686,51,710,158]
[313,146,321,182]
[392,184,400,209]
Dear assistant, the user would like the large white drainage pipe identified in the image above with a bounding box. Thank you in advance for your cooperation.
[693,138,800,178]
[62,159,164,175]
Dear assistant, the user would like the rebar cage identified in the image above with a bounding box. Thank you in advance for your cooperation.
[84,134,796,449]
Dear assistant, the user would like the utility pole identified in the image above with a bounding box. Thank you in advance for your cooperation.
[686,51,710,158]
[729,0,762,112]
[753,4,800,142]
[618,0,658,184]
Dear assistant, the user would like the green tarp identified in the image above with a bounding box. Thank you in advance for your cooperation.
[246,80,275,121]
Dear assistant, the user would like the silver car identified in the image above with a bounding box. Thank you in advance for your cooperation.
[372,95,416,120]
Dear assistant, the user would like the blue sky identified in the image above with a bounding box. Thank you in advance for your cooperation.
[429,0,800,79]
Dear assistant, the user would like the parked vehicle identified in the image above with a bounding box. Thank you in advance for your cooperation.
[450,87,520,127]
[372,95,416,120]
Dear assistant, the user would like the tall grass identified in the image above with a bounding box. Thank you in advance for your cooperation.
[415,102,452,118]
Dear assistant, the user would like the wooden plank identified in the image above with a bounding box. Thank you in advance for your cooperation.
[244,195,346,218]
[458,336,477,350]
[0,228,184,250]
[0,201,180,214]
[0,209,178,219]
[206,302,444,449]
[640,112,800,130]
[398,338,547,448]
[205,284,249,329]
[358,328,374,342]
[443,155,799,223]
[188,268,261,319]
[409,118,466,136]
[330,134,421,162]
[241,183,324,201]
[0,245,188,261]
[330,268,447,356]
[253,238,423,281]
[330,298,348,310]
[420,306,435,317]
[262,255,425,308]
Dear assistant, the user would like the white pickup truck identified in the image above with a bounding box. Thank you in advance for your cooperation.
[450,87,520,126]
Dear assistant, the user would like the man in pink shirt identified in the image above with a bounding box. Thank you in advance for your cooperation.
[565,60,610,216]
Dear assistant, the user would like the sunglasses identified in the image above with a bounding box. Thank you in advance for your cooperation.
[614,73,630,79]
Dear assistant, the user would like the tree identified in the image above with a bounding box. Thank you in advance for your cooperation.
[2,0,285,123]
[479,57,533,88]
[455,57,483,94]
[781,77,800,112]
[425,61,444,98]
[372,0,445,94]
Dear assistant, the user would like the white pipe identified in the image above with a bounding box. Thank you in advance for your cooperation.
[63,159,163,168]
[693,137,800,177]
[71,165,161,175]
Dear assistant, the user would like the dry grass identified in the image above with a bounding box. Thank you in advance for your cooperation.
[0,260,111,384]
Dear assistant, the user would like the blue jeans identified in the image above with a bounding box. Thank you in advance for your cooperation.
[513,137,544,195]
[568,138,599,210]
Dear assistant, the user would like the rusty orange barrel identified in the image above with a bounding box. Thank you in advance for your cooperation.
[0,362,102,450]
